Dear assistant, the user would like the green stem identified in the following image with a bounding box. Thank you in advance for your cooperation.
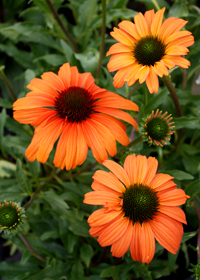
[126,135,143,149]
[20,234,46,263]
[0,67,17,101]
[24,186,43,210]
[151,0,161,10]
[127,82,140,99]
[96,0,106,79]
[45,0,78,52]
[163,75,182,118]
[163,75,182,141]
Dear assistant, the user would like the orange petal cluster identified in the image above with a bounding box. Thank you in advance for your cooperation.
[84,154,189,263]
[13,63,139,170]
[107,7,194,93]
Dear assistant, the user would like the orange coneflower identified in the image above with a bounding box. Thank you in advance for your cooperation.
[107,7,194,93]
[13,63,139,170]
[84,154,189,263]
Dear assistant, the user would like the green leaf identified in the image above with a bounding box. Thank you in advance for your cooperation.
[144,88,169,114]
[168,2,188,18]
[0,108,6,154]
[182,156,200,175]
[107,0,129,10]
[20,250,32,265]
[42,190,69,212]
[161,170,194,180]
[181,231,197,243]
[74,48,99,77]
[34,54,66,67]
[26,160,41,183]
[185,179,200,198]
[101,265,123,280]
[173,117,200,130]
[80,244,94,268]
[0,98,13,108]
[78,0,97,28]
[40,229,59,241]
[16,158,32,195]
[0,160,16,178]
[71,260,85,280]
[64,210,90,237]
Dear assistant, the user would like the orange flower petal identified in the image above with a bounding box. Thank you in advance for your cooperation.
[135,65,150,84]
[118,21,140,40]
[110,27,135,46]
[149,173,174,190]
[165,45,189,55]
[87,118,117,157]
[106,43,134,56]
[25,117,64,163]
[97,214,130,247]
[153,61,169,77]
[13,95,55,110]
[160,18,187,43]
[80,121,108,163]
[153,179,176,192]
[111,220,133,257]
[88,208,123,227]
[151,7,165,36]
[112,64,136,88]
[91,180,121,196]
[161,57,175,70]
[144,9,155,34]
[107,53,136,72]
[58,62,71,89]
[84,191,120,205]
[130,222,142,261]
[149,213,183,254]
[124,154,137,185]
[145,66,159,94]
[93,107,138,129]
[70,66,79,87]
[134,12,148,37]
[75,123,88,166]
[103,160,130,187]
[135,155,148,185]
[164,30,192,45]
[13,108,50,124]
[91,113,130,146]
[159,205,187,224]
[27,78,59,97]
[142,157,158,186]
[158,188,188,206]
[41,72,65,93]
[164,55,190,68]
[93,170,125,193]
[94,97,139,112]
[140,222,155,263]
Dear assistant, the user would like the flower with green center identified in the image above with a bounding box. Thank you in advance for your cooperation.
[84,155,189,263]
[107,7,194,93]
[0,201,26,234]
[139,109,175,146]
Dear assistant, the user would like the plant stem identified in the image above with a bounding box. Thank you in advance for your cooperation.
[96,0,106,79]
[126,135,143,149]
[20,234,46,263]
[163,75,182,140]
[0,67,17,101]
[151,0,161,10]
[62,161,98,181]
[45,0,78,52]
[127,81,140,99]
[24,186,43,210]
[163,75,182,118]
[193,200,200,260]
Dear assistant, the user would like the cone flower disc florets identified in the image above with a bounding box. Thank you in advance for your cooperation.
[84,154,189,263]
[107,7,194,93]
[140,109,175,146]
[0,200,26,234]
[13,63,139,170]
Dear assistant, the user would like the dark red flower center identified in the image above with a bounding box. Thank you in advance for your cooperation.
[122,184,159,225]
[55,86,95,123]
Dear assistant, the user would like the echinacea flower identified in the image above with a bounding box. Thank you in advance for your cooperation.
[140,109,175,146]
[13,63,139,170]
[0,201,26,234]
[84,154,189,263]
[107,7,194,93]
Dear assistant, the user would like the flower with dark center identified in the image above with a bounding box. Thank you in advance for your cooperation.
[13,63,139,170]
[107,7,194,93]
[140,109,175,146]
[0,201,26,234]
[84,154,189,263]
